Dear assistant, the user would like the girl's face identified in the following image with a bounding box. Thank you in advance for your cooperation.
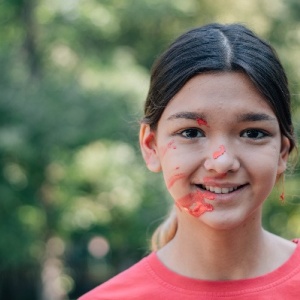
[140,72,290,230]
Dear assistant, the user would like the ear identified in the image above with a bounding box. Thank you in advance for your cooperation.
[139,123,161,172]
[277,136,290,175]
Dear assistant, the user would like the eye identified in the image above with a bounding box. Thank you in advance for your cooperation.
[241,129,268,139]
[180,128,204,139]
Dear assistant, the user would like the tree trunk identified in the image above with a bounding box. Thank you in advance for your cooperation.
[20,0,42,78]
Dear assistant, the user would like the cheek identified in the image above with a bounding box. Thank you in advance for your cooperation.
[160,153,189,198]
[160,144,204,187]
[167,173,186,189]
[160,150,198,180]
[160,140,177,157]
[245,151,279,194]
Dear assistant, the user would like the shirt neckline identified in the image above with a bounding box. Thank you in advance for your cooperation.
[145,239,300,295]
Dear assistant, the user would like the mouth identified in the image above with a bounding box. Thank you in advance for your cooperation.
[196,184,247,194]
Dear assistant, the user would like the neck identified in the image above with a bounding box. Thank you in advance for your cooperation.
[158,211,272,280]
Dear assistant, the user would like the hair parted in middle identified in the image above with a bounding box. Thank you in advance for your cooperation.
[143,23,295,152]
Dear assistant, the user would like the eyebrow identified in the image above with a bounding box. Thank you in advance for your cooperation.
[167,111,277,123]
[167,112,206,121]
[236,113,277,123]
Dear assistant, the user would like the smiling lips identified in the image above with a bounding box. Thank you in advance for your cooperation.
[201,173,243,194]
[168,172,243,195]
[197,182,247,195]
[200,184,239,194]
[168,171,245,217]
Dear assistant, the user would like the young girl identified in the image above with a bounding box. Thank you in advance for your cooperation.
[79,23,300,299]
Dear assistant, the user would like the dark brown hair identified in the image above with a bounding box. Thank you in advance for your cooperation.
[143,23,295,152]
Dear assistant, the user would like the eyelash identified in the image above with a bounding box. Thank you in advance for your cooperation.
[177,128,270,140]
[240,129,270,139]
[178,128,205,139]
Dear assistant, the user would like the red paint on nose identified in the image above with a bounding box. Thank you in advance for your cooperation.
[213,145,226,159]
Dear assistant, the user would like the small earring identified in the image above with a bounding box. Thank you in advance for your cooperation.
[279,175,285,204]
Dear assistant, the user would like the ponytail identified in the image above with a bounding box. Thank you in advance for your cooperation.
[151,205,178,251]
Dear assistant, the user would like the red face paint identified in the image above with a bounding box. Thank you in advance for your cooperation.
[280,192,285,203]
[213,145,226,159]
[176,190,215,217]
[145,132,154,143]
[161,140,177,156]
[167,173,186,189]
[196,118,209,127]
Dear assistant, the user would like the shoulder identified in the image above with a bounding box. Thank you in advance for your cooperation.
[78,253,158,300]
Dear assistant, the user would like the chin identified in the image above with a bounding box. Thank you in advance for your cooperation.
[199,213,251,231]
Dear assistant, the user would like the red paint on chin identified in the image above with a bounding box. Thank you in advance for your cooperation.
[162,140,177,156]
[176,190,215,217]
[213,145,226,159]
[196,118,209,127]
[167,173,186,189]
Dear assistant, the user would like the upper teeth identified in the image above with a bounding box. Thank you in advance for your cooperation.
[202,185,238,194]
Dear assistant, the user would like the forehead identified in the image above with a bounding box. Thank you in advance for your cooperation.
[160,72,276,121]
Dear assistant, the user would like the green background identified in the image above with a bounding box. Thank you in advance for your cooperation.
[1,0,300,299]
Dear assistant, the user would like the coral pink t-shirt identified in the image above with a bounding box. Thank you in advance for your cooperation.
[79,239,300,300]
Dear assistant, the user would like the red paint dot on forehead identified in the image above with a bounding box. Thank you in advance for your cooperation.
[196,118,209,127]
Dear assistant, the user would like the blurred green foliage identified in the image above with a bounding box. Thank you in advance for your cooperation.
[1,0,300,299]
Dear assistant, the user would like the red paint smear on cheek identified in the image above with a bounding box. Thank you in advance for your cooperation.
[196,118,209,127]
[161,140,177,156]
[213,145,226,159]
[167,173,186,189]
[176,190,215,217]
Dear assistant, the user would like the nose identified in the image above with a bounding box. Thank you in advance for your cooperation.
[204,144,240,174]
